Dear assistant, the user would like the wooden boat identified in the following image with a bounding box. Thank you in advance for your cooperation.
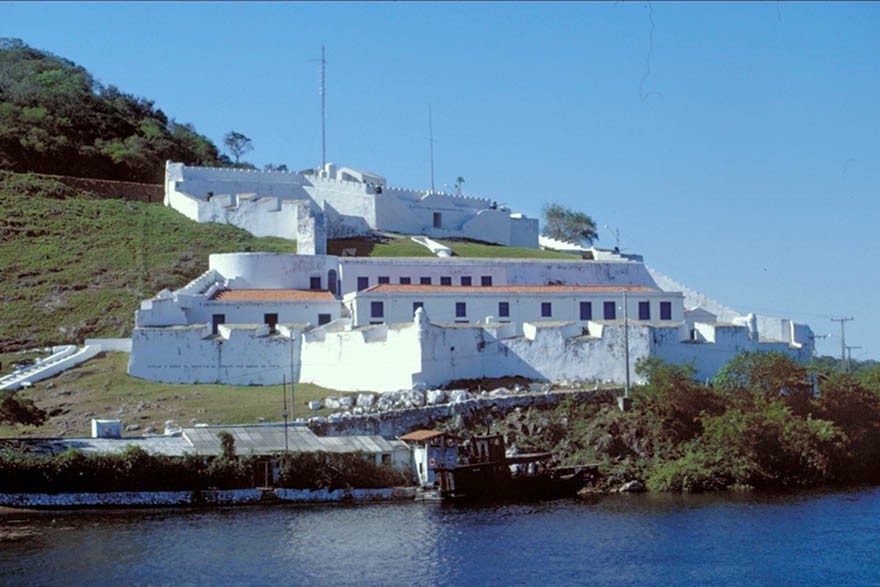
[431,434,593,501]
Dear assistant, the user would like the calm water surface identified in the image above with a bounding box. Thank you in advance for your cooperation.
[2,486,880,586]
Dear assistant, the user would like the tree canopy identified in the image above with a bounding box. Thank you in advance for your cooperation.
[223,131,253,164]
[541,203,598,246]
[0,38,224,182]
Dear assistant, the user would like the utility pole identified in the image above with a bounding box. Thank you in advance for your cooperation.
[428,105,436,193]
[618,288,632,411]
[282,375,289,454]
[830,317,854,364]
[290,331,296,422]
[845,345,862,373]
[808,333,829,396]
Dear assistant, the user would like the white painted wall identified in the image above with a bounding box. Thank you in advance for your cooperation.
[346,288,684,332]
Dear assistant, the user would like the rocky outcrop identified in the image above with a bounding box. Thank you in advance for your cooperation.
[309,388,615,439]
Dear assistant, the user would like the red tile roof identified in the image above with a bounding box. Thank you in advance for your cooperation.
[211,289,336,302]
[363,284,657,295]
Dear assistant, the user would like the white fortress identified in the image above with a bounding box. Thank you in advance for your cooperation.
[164,162,539,252]
[134,161,814,391]
[128,251,813,391]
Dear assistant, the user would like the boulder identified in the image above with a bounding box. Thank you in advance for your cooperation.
[324,396,341,409]
[619,480,646,493]
[425,389,446,405]
[356,393,375,408]
[448,389,471,404]
[338,396,354,408]
[308,400,322,411]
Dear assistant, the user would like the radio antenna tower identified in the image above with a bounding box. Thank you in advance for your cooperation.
[428,105,436,193]
[320,46,327,169]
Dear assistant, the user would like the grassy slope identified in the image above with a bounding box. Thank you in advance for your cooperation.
[0,353,349,438]
[0,172,294,352]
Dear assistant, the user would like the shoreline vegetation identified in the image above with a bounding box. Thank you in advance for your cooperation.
[1,352,879,503]
[479,354,880,493]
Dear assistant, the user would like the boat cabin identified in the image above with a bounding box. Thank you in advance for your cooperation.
[398,429,460,487]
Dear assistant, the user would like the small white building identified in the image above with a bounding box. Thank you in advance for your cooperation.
[399,430,460,487]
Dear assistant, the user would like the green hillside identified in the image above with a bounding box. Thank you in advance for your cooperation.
[0,172,293,352]
[0,38,225,182]
[0,171,575,353]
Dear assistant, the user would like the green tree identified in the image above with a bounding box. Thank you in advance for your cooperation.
[541,203,598,246]
[712,351,813,415]
[223,131,252,164]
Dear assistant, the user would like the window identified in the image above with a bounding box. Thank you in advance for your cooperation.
[378,276,390,284]
[433,212,442,228]
[318,313,331,325]
[264,313,278,334]
[498,301,510,318]
[212,314,226,335]
[639,301,650,320]
[370,301,384,319]
[412,301,424,314]
[309,276,322,290]
[481,275,493,286]
[420,277,432,285]
[541,302,552,317]
[440,276,452,286]
[400,277,411,285]
[603,301,616,320]
[660,301,672,321]
[357,276,369,291]
[455,302,467,318]
[580,301,592,321]
[460,276,472,286]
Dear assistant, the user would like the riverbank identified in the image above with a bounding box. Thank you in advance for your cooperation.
[0,486,417,509]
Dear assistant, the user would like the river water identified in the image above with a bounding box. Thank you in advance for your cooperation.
[2,486,879,586]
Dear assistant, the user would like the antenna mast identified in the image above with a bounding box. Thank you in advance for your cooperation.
[320,46,327,170]
[428,105,435,193]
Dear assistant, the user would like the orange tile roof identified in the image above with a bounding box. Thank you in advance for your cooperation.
[398,429,458,442]
[363,284,658,295]
[211,289,336,302]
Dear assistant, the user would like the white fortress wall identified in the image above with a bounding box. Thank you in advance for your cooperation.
[755,315,811,347]
[166,162,313,201]
[461,210,540,249]
[647,266,741,322]
[209,253,338,290]
[306,178,378,237]
[651,322,810,382]
[346,289,685,333]
[128,324,306,385]
[503,259,660,289]
[300,323,422,392]
[337,258,511,296]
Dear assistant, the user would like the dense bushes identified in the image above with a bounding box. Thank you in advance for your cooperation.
[277,452,411,491]
[487,352,880,493]
[0,445,255,493]
[0,441,411,494]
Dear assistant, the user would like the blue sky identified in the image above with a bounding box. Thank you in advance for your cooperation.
[3,2,878,360]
